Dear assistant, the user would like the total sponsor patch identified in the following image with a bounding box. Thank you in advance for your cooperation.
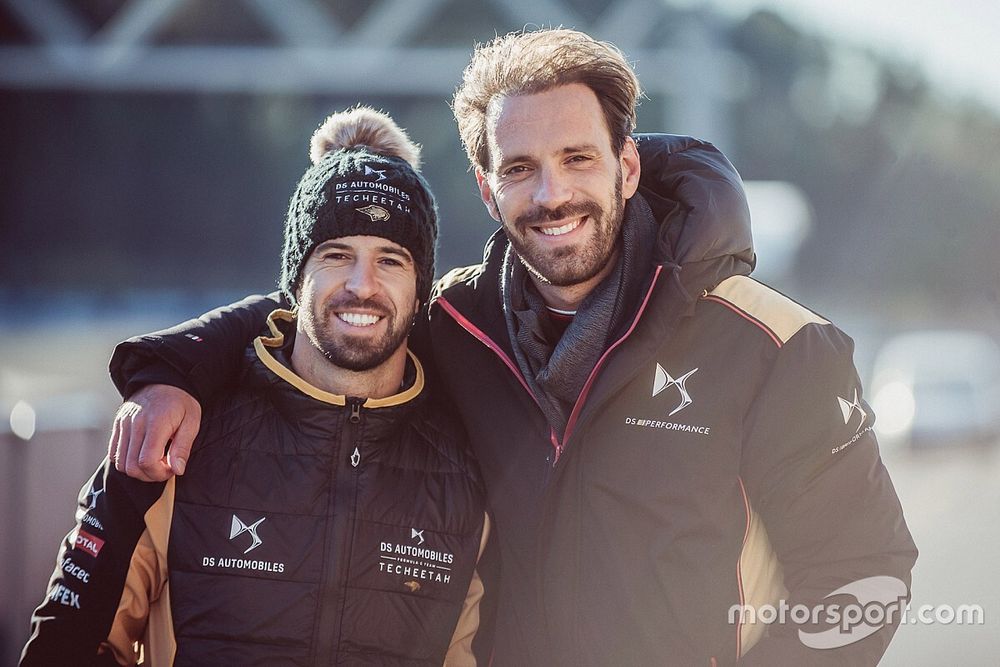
[75,529,105,558]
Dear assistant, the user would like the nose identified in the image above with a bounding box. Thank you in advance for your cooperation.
[344,259,379,301]
[531,166,572,211]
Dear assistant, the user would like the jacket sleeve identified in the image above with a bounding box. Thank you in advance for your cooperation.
[738,322,917,666]
[444,513,491,666]
[109,292,283,401]
[20,462,168,666]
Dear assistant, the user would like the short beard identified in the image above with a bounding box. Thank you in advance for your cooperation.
[505,170,625,287]
[299,295,415,372]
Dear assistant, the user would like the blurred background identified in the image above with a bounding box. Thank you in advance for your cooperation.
[1,0,998,663]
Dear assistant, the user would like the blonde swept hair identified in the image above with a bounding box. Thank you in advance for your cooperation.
[452,28,641,173]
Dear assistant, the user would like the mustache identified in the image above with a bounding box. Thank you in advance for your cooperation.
[514,200,603,228]
[323,295,392,318]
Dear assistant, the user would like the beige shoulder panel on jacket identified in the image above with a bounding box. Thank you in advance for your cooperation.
[708,275,829,345]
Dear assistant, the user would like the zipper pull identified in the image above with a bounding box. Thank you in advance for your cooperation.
[348,398,362,424]
[350,446,361,468]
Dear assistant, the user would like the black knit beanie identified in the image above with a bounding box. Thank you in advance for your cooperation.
[280,108,438,306]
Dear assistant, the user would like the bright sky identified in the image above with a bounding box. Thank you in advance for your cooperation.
[677,0,1000,112]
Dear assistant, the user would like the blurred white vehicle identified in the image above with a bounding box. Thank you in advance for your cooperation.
[870,329,1000,449]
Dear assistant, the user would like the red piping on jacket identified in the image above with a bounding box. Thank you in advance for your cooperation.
[735,476,752,661]
[560,265,664,452]
[437,297,561,456]
[702,294,783,348]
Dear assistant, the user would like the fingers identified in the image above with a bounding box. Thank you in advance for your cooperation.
[132,407,175,482]
[108,384,201,482]
[166,402,201,476]
[110,401,150,478]
[108,408,123,467]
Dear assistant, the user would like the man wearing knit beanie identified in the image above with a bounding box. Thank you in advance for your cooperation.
[281,107,439,387]
[22,108,488,666]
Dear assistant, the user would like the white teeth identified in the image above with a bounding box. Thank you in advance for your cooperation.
[337,312,381,327]
[538,219,582,236]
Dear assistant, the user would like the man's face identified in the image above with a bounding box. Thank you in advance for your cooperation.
[477,83,640,292]
[296,235,419,372]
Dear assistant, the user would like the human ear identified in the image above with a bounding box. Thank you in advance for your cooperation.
[476,170,502,222]
[620,136,641,200]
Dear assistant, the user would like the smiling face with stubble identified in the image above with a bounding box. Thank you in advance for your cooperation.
[476,83,641,308]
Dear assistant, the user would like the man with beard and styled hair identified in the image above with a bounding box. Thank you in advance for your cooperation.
[95,28,914,666]
[21,108,489,667]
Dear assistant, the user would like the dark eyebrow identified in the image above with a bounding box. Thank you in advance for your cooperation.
[315,240,413,263]
[561,144,601,155]
[376,245,414,263]
[495,144,602,171]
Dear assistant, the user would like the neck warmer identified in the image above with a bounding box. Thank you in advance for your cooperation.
[501,195,658,439]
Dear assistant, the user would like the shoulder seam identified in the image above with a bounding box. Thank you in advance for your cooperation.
[705,276,829,346]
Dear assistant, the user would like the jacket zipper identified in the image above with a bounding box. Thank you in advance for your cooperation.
[438,267,662,469]
[315,396,365,663]
[559,265,664,453]
[437,298,562,461]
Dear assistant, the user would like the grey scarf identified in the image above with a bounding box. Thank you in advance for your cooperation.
[501,196,658,439]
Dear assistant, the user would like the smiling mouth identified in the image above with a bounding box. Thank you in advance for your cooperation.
[337,312,383,327]
[535,217,583,237]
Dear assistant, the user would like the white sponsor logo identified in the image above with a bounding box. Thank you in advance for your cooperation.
[82,513,104,531]
[61,557,90,583]
[365,165,387,181]
[202,555,286,573]
[229,514,265,554]
[379,538,455,586]
[49,583,81,609]
[85,484,104,511]
[837,388,867,433]
[624,417,712,435]
[652,364,698,417]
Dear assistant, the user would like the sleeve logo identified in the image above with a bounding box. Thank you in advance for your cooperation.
[75,529,105,558]
[837,388,867,432]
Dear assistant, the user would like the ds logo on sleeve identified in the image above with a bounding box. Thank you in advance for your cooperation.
[85,484,104,511]
[837,388,867,432]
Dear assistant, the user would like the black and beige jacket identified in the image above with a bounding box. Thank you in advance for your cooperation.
[70,135,916,665]
[21,311,489,666]
[426,136,917,665]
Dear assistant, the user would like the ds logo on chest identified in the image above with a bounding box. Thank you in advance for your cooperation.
[652,363,698,416]
[621,363,712,436]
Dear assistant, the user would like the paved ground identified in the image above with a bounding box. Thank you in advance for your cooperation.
[879,441,1000,665]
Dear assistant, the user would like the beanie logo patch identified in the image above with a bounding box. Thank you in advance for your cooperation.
[357,204,391,222]
[364,165,388,181]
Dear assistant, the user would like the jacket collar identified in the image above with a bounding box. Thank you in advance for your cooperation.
[252,308,425,409]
